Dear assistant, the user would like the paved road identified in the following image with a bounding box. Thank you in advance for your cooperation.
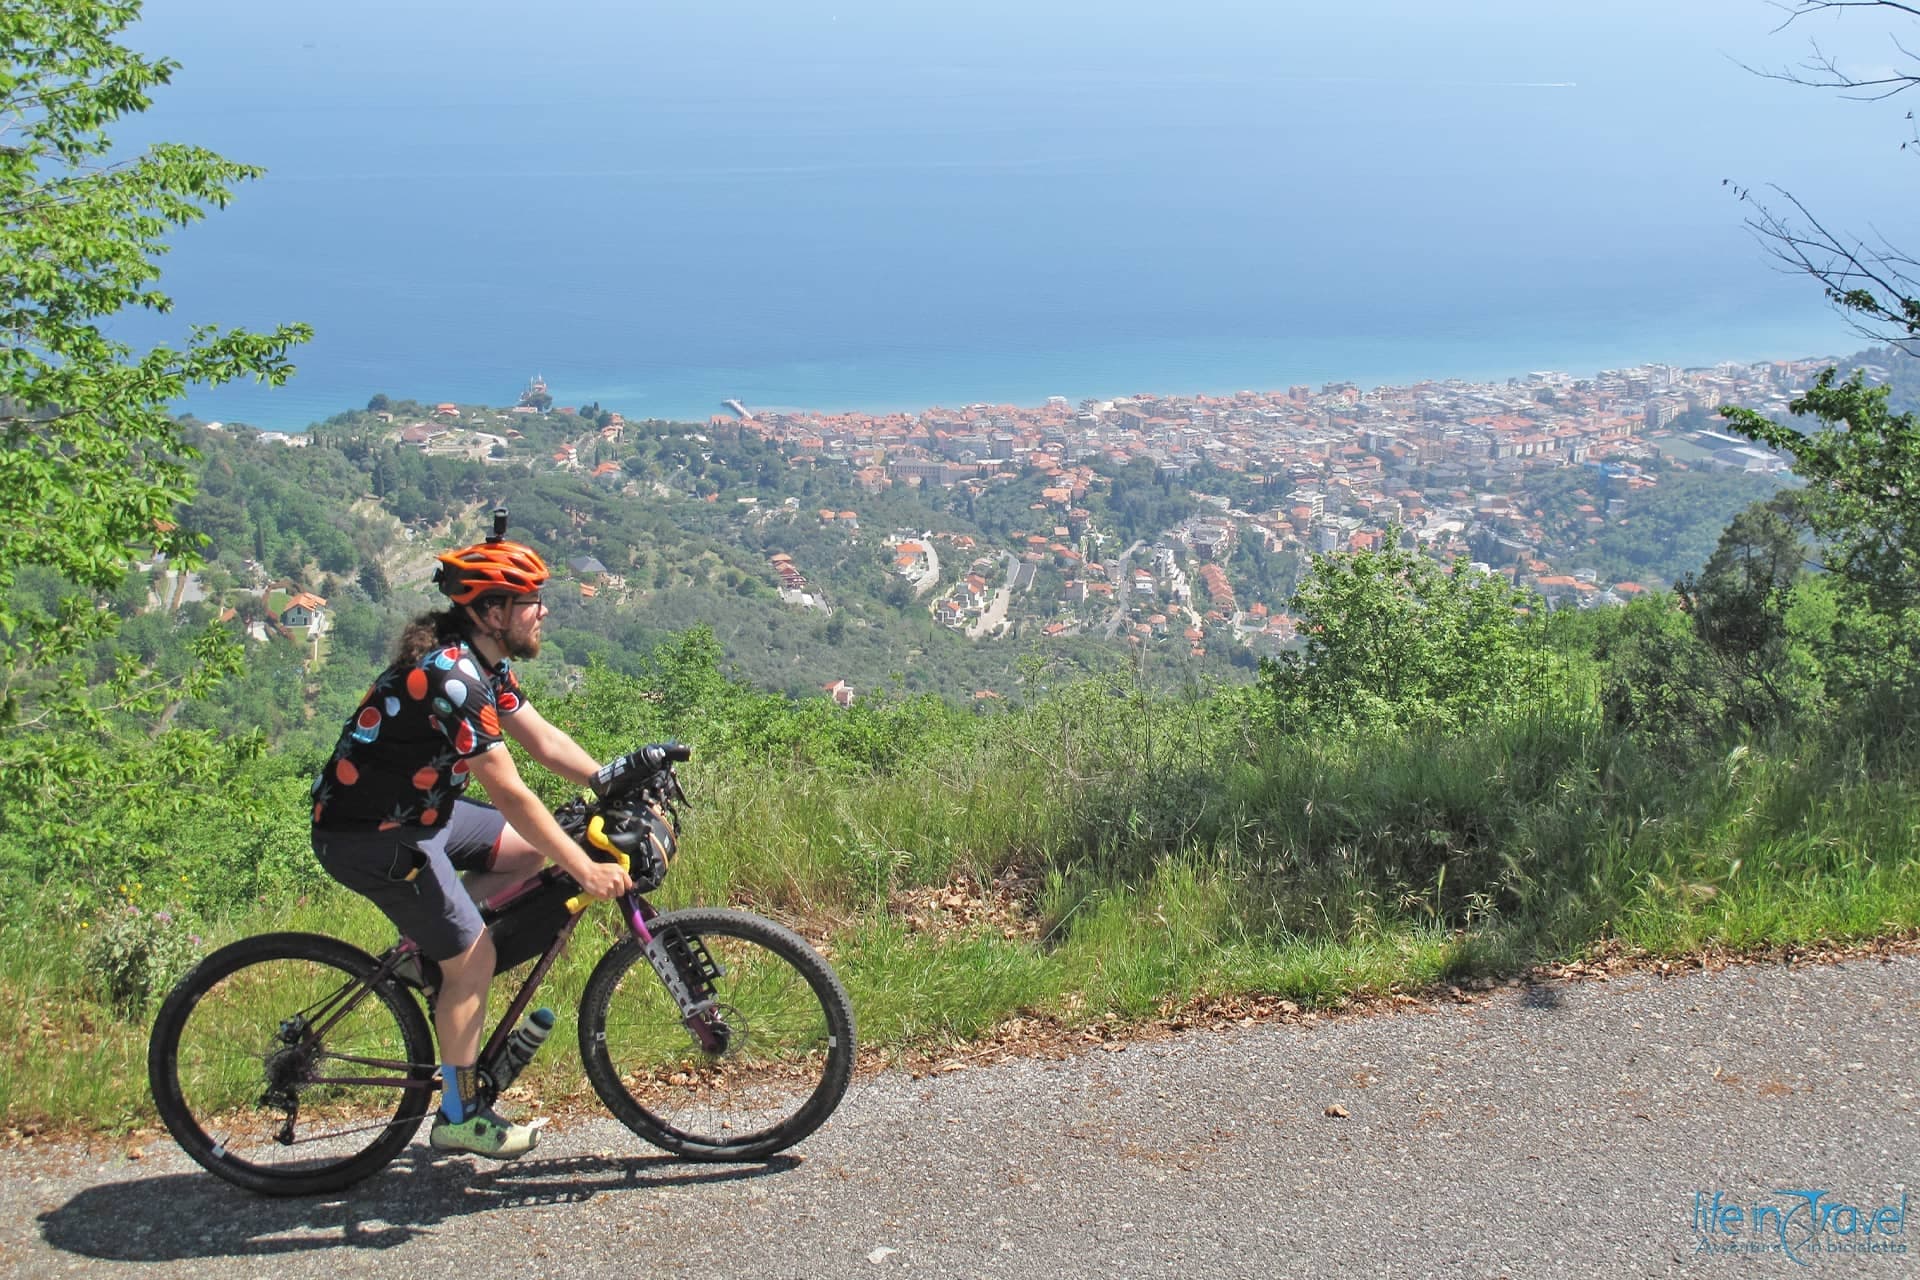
[913,541,941,599]
[3,955,1916,1278]
[966,554,1018,639]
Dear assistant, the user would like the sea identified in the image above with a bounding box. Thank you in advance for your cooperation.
[102,0,1907,430]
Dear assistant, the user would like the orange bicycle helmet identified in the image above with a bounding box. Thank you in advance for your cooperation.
[433,507,550,604]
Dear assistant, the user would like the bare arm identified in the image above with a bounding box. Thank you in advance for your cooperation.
[465,746,629,898]
[499,702,599,788]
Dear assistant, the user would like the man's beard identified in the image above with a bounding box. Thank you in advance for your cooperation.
[506,622,541,660]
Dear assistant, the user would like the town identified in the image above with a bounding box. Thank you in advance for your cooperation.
[701,357,1819,656]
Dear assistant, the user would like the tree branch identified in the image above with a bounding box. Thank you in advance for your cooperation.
[1770,0,1920,28]
[1731,181,1920,352]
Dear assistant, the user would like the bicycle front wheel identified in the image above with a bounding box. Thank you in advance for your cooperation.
[148,932,436,1196]
[580,907,855,1160]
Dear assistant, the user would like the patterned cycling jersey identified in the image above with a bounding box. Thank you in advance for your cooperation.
[311,640,527,831]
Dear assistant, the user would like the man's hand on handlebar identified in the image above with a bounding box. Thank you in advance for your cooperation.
[571,858,632,901]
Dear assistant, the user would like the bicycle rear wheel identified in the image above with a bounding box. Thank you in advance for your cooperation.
[579,907,855,1160]
[148,932,435,1196]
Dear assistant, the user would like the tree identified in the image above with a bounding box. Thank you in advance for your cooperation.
[1677,494,1819,731]
[1,0,309,725]
[1258,538,1551,736]
[1712,2,1920,721]
[357,561,389,603]
[1724,372,1920,714]
[1724,377,1920,611]
[1731,1,1920,354]
[1683,496,1806,665]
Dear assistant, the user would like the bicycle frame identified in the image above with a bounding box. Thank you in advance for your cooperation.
[479,874,729,1063]
[291,875,723,1100]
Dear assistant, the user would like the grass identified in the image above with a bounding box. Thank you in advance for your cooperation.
[6,707,1920,1136]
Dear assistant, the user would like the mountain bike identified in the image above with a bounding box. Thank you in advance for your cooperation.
[146,744,856,1197]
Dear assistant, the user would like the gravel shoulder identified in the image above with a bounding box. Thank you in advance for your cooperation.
[3,953,1916,1278]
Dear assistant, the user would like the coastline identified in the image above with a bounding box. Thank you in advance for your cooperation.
[179,316,1862,434]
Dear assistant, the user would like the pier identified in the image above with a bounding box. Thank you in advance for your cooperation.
[722,398,755,421]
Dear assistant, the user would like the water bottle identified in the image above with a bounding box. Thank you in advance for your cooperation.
[490,1007,556,1092]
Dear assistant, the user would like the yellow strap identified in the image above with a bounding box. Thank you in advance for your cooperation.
[565,815,632,914]
[586,814,624,858]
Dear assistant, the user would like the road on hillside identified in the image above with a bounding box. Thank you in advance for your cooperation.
[1104,539,1146,638]
[3,955,1916,1278]
[966,553,1018,639]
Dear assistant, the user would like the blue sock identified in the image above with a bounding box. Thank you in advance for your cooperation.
[439,1065,472,1122]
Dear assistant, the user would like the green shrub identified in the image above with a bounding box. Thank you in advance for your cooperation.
[1258,539,1553,736]
[82,903,203,1016]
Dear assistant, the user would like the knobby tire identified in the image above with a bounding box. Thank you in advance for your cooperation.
[148,932,435,1197]
[578,907,855,1160]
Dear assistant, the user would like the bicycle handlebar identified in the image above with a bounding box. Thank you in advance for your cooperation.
[588,740,692,799]
[561,743,692,913]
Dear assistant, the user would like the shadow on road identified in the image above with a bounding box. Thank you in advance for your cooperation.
[38,1148,799,1261]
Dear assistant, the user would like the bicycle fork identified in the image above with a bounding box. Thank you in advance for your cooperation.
[628,898,731,1054]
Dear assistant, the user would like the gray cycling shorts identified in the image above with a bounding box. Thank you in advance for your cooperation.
[311,801,509,961]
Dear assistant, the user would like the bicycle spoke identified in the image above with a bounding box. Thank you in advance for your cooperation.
[150,934,434,1195]
[580,909,854,1159]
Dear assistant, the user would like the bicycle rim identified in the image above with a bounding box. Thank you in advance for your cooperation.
[149,933,434,1196]
[580,908,855,1160]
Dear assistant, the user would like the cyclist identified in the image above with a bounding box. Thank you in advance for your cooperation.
[309,521,630,1161]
